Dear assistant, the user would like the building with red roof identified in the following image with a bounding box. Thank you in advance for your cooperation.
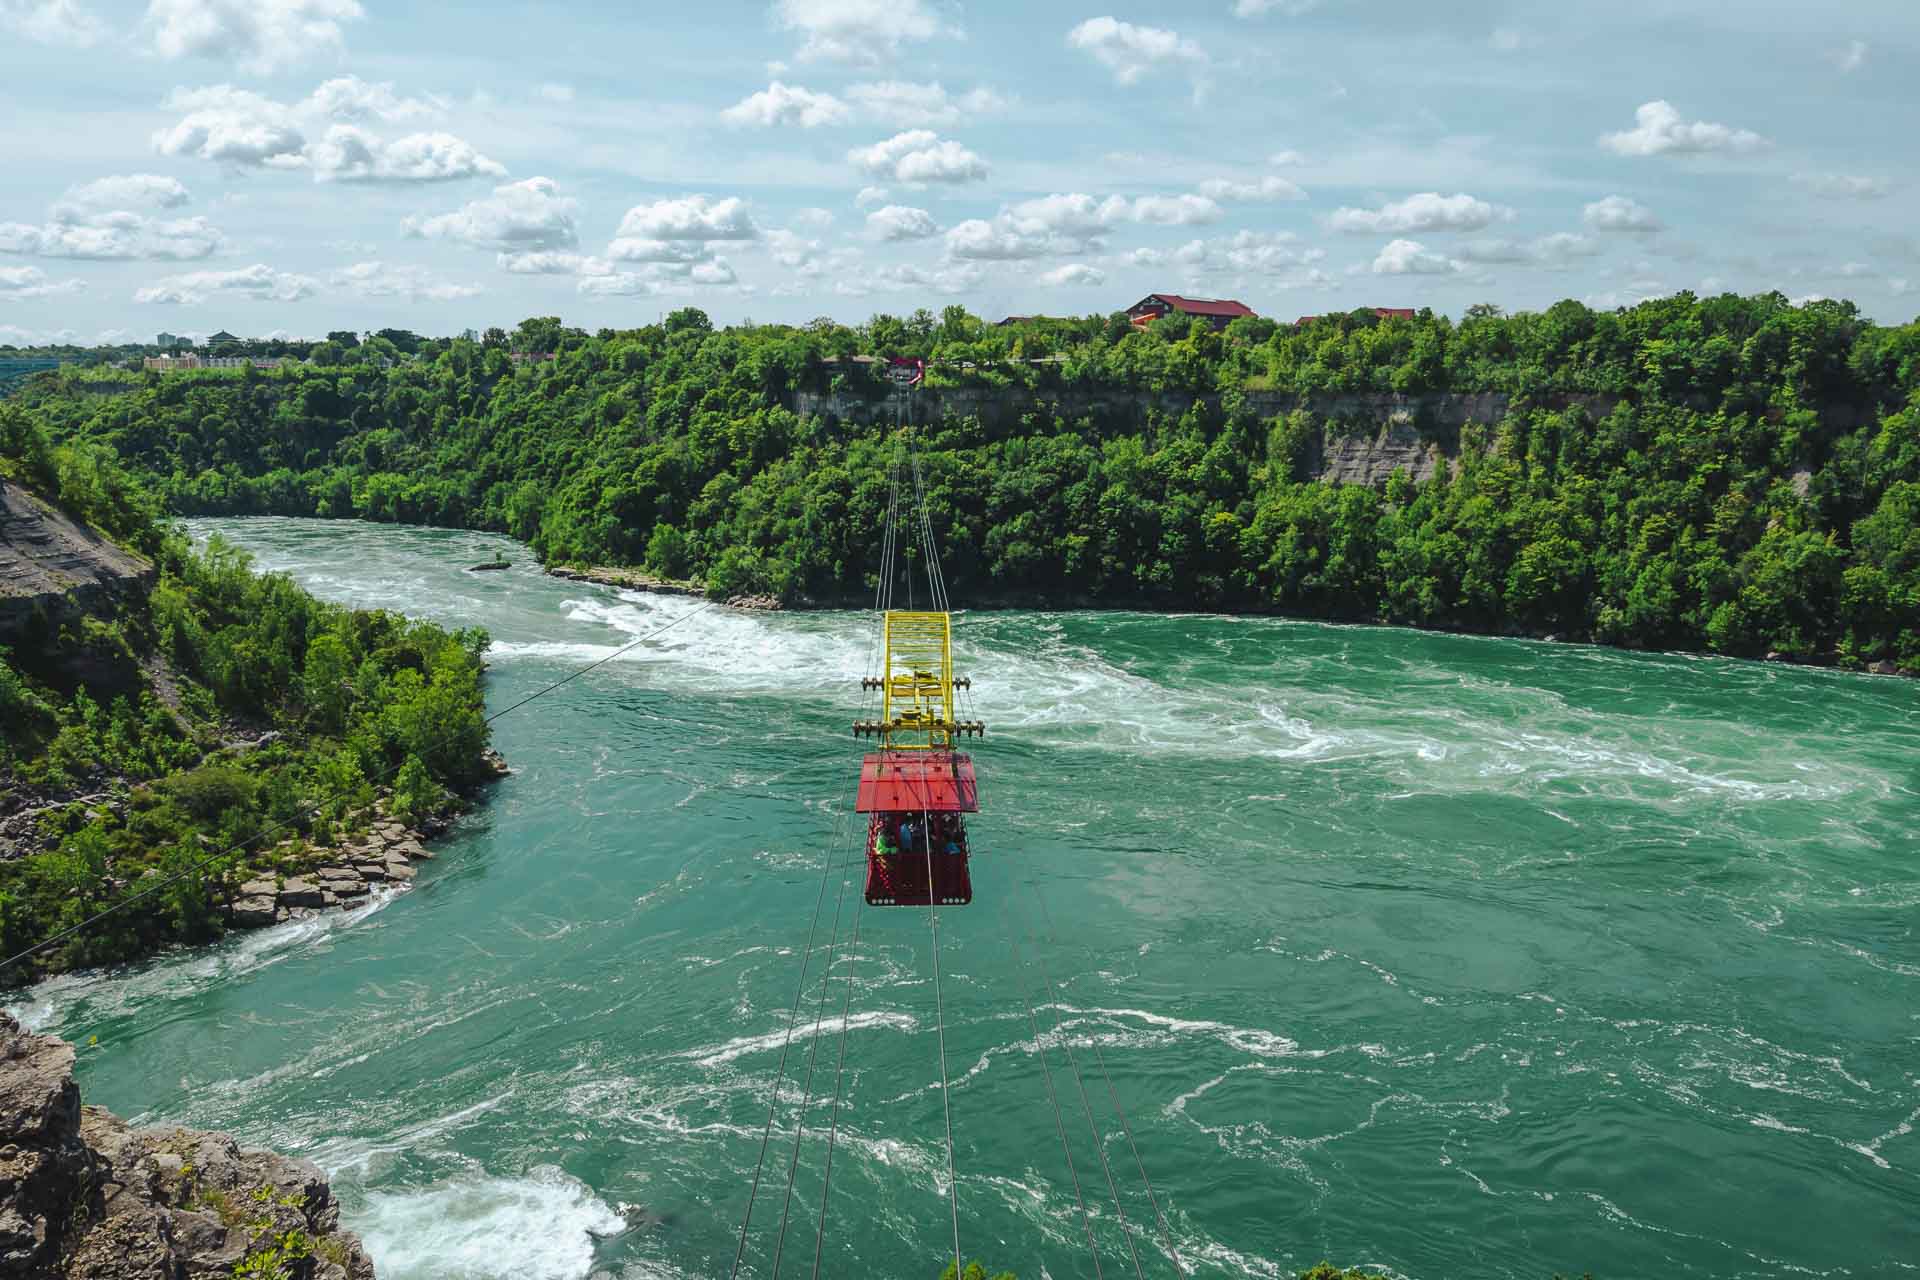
[1126,294,1257,332]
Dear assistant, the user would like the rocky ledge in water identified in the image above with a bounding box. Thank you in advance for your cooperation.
[0,1012,374,1278]
[545,565,782,611]
[221,749,509,932]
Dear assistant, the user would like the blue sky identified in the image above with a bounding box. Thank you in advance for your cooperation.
[1,0,1914,342]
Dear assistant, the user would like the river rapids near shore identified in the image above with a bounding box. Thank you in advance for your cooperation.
[13,517,1919,1280]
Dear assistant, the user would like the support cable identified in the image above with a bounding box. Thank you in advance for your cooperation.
[999,902,1104,1280]
[1008,895,1146,1280]
[1028,887,1188,1277]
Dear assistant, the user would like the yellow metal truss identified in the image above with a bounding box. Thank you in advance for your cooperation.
[852,610,984,747]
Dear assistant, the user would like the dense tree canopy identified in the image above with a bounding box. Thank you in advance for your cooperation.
[1,406,493,976]
[13,293,1920,669]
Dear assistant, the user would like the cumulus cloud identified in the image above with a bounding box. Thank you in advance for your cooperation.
[944,218,1054,261]
[830,260,982,298]
[1,199,223,261]
[1598,100,1768,156]
[497,251,607,275]
[854,186,889,208]
[330,261,483,300]
[721,81,851,128]
[1371,239,1463,275]
[577,272,661,297]
[774,0,949,66]
[405,177,579,252]
[1038,263,1105,288]
[616,195,759,241]
[145,0,365,74]
[1067,16,1206,88]
[54,175,191,217]
[0,266,87,299]
[134,262,319,304]
[1127,194,1223,225]
[945,190,1224,262]
[764,229,823,274]
[1198,175,1306,202]
[1,0,107,46]
[1159,231,1324,279]
[1328,192,1511,234]
[307,127,505,182]
[1458,233,1603,268]
[1232,0,1319,14]
[866,205,938,241]
[848,130,988,184]
[153,79,498,183]
[845,81,1006,127]
[1793,173,1890,199]
[605,238,708,264]
[1582,195,1662,233]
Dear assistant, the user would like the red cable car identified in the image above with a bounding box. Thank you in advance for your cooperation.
[853,610,985,906]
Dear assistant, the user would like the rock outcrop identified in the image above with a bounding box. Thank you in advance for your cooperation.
[0,479,155,642]
[0,1013,374,1278]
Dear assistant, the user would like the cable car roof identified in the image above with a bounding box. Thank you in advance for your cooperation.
[856,751,979,812]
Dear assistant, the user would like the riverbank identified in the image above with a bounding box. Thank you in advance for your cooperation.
[546,563,780,611]
[0,1010,375,1278]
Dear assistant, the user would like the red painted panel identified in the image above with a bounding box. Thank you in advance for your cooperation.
[855,751,979,812]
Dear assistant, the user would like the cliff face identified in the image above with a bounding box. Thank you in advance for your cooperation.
[789,387,1630,486]
[0,479,155,642]
[0,1013,375,1279]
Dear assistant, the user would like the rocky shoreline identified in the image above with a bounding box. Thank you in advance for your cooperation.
[218,748,509,934]
[0,1011,374,1278]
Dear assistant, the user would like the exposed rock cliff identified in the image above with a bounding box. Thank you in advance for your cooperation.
[0,479,154,642]
[0,1012,374,1278]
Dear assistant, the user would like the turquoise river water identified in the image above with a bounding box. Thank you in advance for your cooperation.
[12,518,1920,1280]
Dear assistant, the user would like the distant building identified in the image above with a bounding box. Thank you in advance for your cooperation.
[156,332,193,349]
[1295,307,1418,326]
[143,354,283,372]
[1125,294,1256,332]
[995,315,1050,327]
[205,330,240,349]
[144,354,200,371]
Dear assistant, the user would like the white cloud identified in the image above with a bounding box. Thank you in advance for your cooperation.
[1269,149,1304,167]
[1038,263,1105,288]
[1458,233,1602,268]
[145,0,365,74]
[1,208,222,261]
[1598,100,1768,156]
[616,195,759,241]
[578,272,661,297]
[1197,175,1305,203]
[54,174,191,216]
[1371,239,1463,275]
[1793,173,1890,200]
[1126,194,1223,226]
[497,251,607,275]
[794,207,834,229]
[944,218,1056,261]
[848,130,988,184]
[153,80,496,184]
[1328,192,1511,234]
[405,177,579,252]
[721,81,851,128]
[1230,0,1318,17]
[1832,40,1867,74]
[134,262,319,304]
[1582,195,1663,233]
[152,86,307,168]
[833,260,983,297]
[845,81,1006,127]
[331,261,483,300]
[0,266,87,299]
[1,0,106,46]
[308,127,505,182]
[537,83,574,104]
[765,229,823,274]
[854,186,889,208]
[691,257,737,285]
[774,0,949,66]
[866,205,939,241]
[606,238,708,264]
[302,76,443,123]
[1067,16,1206,88]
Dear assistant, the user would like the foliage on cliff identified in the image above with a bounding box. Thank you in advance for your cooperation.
[15,294,1920,668]
[0,405,492,979]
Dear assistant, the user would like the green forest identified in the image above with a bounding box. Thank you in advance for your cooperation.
[13,293,1920,670]
[0,405,494,977]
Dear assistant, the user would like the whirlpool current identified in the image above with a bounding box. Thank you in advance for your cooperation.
[14,518,1919,1280]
